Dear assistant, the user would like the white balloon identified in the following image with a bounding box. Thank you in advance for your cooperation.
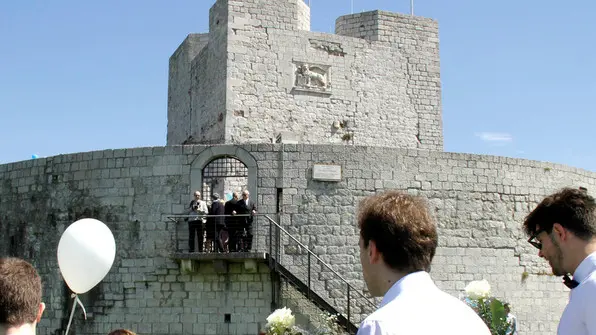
[57,218,116,294]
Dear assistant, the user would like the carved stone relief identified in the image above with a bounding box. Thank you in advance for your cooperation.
[309,39,346,57]
[292,61,332,94]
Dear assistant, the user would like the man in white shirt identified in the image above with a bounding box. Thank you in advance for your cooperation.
[356,191,491,335]
[523,187,596,334]
[0,257,45,335]
[188,190,209,252]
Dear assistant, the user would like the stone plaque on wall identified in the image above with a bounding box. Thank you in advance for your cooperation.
[312,164,342,181]
[292,61,332,95]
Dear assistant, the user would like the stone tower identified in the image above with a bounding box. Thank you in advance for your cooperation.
[167,0,443,150]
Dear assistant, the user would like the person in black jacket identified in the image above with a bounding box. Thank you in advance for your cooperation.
[209,193,226,252]
[236,190,257,251]
[224,192,239,251]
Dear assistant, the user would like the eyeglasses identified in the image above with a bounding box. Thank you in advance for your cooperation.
[527,231,543,250]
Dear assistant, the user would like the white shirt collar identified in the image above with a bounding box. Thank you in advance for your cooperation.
[573,251,596,283]
[380,271,434,308]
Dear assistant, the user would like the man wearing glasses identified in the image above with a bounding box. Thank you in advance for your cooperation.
[523,187,596,334]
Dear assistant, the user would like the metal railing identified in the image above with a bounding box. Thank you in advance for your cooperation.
[167,213,267,253]
[262,215,377,328]
[166,213,377,328]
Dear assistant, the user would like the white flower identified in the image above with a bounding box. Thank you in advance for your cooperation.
[266,307,296,330]
[464,279,491,299]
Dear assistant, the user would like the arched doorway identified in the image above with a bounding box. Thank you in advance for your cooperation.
[188,146,259,253]
[190,145,258,203]
[201,156,248,203]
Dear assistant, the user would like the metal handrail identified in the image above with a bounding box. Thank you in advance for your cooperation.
[166,212,377,317]
[166,213,267,219]
[263,214,376,309]
[167,213,264,253]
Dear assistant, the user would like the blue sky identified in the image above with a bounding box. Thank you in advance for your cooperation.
[1,0,594,171]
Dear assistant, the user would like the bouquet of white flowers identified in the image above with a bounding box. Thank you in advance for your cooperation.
[260,308,345,335]
[262,307,306,335]
[462,280,514,335]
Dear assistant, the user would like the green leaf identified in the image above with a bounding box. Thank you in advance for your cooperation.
[489,299,508,333]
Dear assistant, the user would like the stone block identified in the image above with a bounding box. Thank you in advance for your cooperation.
[213,260,228,273]
[180,260,199,274]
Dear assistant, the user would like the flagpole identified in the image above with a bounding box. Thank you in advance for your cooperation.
[410,0,414,15]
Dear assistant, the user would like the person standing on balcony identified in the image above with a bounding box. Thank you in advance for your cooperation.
[236,190,257,252]
[188,190,208,252]
[356,191,490,335]
[225,192,240,251]
[209,193,227,252]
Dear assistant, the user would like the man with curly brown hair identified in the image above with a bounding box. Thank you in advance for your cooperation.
[356,190,490,334]
[0,257,45,335]
[523,187,596,334]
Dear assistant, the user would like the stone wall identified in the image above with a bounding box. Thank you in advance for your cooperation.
[168,2,442,151]
[187,1,229,145]
[225,19,441,149]
[296,0,310,31]
[0,148,271,335]
[335,11,443,149]
[272,144,592,333]
[0,148,186,334]
[77,259,272,335]
[227,0,310,32]
[335,11,381,40]
[167,34,209,145]
[1,144,594,334]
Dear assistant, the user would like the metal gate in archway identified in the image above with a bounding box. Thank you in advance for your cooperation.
[201,156,248,202]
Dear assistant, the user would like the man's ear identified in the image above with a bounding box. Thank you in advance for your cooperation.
[368,240,381,264]
[35,302,45,323]
[552,223,569,242]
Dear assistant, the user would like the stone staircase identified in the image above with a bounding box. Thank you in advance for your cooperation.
[262,215,377,334]
[278,280,349,334]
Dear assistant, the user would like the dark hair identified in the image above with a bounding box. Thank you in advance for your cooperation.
[523,187,596,240]
[0,257,42,326]
[108,329,137,335]
[358,190,438,273]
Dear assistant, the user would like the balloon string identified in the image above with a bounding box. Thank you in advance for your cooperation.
[76,295,87,320]
[64,293,87,335]
[65,294,77,335]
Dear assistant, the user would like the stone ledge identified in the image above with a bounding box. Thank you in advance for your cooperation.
[173,252,268,274]
[290,87,332,96]
[172,251,268,261]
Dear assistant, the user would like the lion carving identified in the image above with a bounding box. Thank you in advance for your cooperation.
[296,64,327,89]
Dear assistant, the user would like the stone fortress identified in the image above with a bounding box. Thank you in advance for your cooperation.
[1,0,594,334]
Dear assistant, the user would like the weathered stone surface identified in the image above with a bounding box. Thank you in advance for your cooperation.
[1,144,594,334]
[167,0,442,151]
[1,1,591,334]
